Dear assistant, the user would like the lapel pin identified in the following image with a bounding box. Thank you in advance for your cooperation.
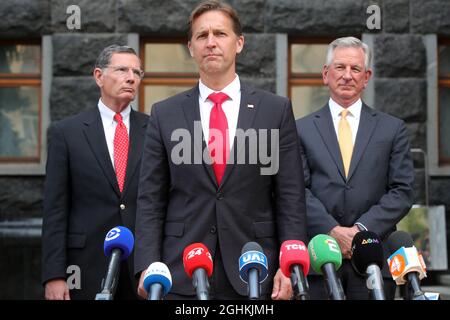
[247,104,254,109]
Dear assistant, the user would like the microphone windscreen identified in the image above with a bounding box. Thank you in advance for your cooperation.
[241,241,263,255]
[143,262,172,295]
[103,226,134,260]
[308,234,342,274]
[279,240,310,277]
[182,243,213,278]
[239,241,268,283]
[387,231,414,254]
[351,231,384,274]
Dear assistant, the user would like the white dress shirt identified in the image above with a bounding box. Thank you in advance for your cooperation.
[198,75,241,149]
[98,99,131,168]
[328,98,362,145]
[328,98,368,231]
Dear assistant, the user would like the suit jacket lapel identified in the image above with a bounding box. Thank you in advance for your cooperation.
[219,83,260,190]
[82,107,121,197]
[347,103,378,181]
[313,104,346,181]
[122,109,147,197]
[182,85,218,187]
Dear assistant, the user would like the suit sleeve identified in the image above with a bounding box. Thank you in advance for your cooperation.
[356,120,414,238]
[41,123,70,285]
[273,99,307,242]
[298,134,340,236]
[134,104,170,275]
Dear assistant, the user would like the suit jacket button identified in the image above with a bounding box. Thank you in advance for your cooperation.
[216,192,223,200]
[120,204,126,210]
[210,226,217,234]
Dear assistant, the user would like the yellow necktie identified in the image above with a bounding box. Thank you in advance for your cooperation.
[338,109,353,178]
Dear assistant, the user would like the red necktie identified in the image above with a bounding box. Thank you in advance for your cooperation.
[208,92,230,186]
[114,113,129,193]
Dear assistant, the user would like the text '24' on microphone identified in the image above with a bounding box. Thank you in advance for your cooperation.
[143,262,172,300]
[95,226,134,300]
[308,234,345,300]
[279,240,310,300]
[183,243,213,300]
[239,242,268,300]
[351,231,386,300]
[387,231,427,300]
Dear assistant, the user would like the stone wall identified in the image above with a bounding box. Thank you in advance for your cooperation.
[1,0,450,299]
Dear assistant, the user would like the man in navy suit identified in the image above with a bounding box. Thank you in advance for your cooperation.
[296,37,414,299]
[135,0,307,300]
[42,45,148,299]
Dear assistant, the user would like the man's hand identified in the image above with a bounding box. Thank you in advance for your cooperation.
[329,225,359,259]
[137,271,148,299]
[271,268,292,300]
[45,279,70,300]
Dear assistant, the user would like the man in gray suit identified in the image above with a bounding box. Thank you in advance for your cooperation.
[296,37,414,299]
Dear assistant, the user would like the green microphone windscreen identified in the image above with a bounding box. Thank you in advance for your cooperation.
[308,234,342,274]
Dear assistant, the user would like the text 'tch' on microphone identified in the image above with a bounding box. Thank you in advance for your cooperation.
[279,240,310,300]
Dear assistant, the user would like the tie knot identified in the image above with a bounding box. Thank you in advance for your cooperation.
[341,109,350,118]
[114,113,123,123]
[208,92,229,105]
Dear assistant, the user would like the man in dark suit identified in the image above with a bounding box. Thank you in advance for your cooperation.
[41,45,148,300]
[296,37,414,299]
[135,0,306,300]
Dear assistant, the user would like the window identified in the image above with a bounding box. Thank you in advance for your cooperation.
[0,41,41,163]
[438,38,450,165]
[288,39,331,120]
[140,39,199,113]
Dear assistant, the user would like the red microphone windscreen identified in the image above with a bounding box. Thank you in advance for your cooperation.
[183,243,213,278]
[279,240,310,277]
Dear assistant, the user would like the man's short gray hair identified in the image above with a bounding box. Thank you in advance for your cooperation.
[94,44,139,69]
[325,37,372,70]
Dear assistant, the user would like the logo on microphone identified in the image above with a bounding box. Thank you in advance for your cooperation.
[389,254,406,277]
[241,251,267,264]
[325,238,340,253]
[186,247,212,261]
[105,227,121,241]
[361,238,380,245]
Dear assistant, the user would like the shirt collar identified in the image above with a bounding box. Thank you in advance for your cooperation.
[328,97,362,120]
[199,74,241,103]
[98,98,132,124]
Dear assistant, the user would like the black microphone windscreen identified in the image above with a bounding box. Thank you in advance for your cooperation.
[387,231,414,254]
[241,241,263,255]
[351,231,384,274]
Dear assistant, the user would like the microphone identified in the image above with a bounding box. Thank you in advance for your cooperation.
[279,240,310,300]
[183,243,213,300]
[95,226,134,300]
[239,242,269,300]
[308,234,345,300]
[387,231,427,300]
[351,231,386,300]
[143,262,172,300]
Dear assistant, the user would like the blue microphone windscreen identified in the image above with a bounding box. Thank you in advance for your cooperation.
[239,242,268,283]
[103,226,134,260]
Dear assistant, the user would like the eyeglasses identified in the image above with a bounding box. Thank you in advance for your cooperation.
[106,65,144,79]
